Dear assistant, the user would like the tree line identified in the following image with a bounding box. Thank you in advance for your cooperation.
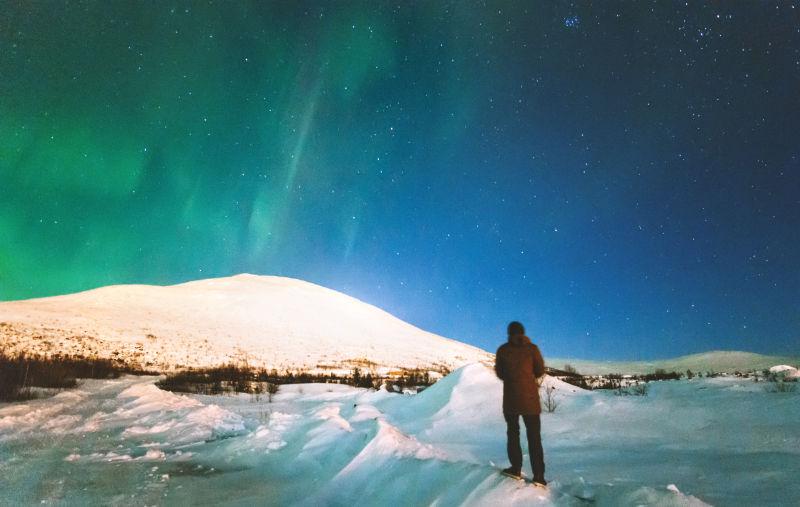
[156,364,449,398]
[0,350,154,402]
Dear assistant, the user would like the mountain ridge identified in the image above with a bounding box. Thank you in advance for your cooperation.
[549,349,799,375]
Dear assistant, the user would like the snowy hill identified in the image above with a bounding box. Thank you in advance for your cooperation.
[0,274,492,372]
[549,350,799,375]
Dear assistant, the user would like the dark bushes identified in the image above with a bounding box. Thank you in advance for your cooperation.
[555,369,682,391]
[642,369,681,382]
[0,351,149,402]
[157,364,442,396]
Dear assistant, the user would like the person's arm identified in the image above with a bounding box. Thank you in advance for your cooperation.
[494,347,505,380]
[532,344,545,379]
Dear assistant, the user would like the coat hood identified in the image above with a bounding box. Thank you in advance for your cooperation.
[508,334,532,346]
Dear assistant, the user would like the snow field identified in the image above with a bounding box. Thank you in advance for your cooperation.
[2,363,798,505]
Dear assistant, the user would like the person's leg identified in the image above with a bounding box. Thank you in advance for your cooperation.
[503,412,522,472]
[522,414,545,482]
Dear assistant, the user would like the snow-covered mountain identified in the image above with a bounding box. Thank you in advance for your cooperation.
[0,274,493,372]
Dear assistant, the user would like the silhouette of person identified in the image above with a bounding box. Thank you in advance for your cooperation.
[494,321,546,485]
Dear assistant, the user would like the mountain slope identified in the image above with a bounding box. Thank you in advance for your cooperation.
[549,350,799,375]
[0,274,493,372]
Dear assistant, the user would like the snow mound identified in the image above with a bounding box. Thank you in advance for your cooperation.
[769,364,799,380]
[769,364,798,373]
[336,418,449,478]
[407,363,583,420]
[116,383,246,444]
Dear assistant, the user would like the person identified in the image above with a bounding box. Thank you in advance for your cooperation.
[494,321,547,485]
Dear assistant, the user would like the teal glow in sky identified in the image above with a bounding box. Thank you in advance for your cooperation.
[1,2,798,359]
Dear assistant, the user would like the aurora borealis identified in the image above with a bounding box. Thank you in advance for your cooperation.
[1,2,798,358]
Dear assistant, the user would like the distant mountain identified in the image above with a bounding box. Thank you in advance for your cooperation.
[0,274,493,373]
[549,350,800,375]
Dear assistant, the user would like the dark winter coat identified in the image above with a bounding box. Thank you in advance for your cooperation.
[494,335,546,415]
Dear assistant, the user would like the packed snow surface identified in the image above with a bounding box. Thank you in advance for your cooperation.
[0,274,492,372]
[2,365,798,506]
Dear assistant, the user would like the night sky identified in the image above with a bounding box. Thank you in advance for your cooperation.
[1,2,799,359]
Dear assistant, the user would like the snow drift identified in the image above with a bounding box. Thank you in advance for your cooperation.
[1,363,750,506]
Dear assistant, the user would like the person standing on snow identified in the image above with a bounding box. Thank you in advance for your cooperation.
[494,321,547,486]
